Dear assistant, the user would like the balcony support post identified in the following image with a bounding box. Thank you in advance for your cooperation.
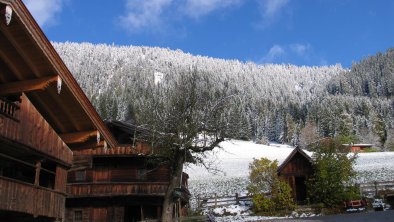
[34,160,41,186]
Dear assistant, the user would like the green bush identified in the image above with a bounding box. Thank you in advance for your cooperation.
[248,158,295,215]
[362,147,379,152]
[252,194,275,214]
[307,138,358,207]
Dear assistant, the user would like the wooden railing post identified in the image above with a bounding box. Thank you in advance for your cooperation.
[214,193,217,207]
[235,193,239,205]
[35,160,41,186]
[140,205,144,221]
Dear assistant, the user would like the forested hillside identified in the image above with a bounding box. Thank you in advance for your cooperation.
[53,42,394,149]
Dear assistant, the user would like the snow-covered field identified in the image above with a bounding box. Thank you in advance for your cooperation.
[185,140,394,221]
[355,152,394,183]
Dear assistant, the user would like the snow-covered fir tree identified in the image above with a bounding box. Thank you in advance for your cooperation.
[53,42,393,149]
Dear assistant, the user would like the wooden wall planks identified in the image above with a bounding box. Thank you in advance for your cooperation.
[67,182,169,197]
[0,94,72,165]
[0,176,66,219]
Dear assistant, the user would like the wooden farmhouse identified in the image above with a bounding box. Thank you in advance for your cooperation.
[0,0,116,221]
[277,147,313,203]
[0,0,190,221]
[343,143,374,152]
[66,120,191,222]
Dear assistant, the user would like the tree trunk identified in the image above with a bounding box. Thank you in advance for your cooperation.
[161,152,185,222]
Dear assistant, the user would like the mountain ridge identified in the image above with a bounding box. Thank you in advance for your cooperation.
[53,42,393,149]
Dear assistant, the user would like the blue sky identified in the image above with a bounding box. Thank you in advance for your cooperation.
[24,0,394,67]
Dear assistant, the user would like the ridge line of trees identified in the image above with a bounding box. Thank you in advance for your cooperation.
[53,42,394,149]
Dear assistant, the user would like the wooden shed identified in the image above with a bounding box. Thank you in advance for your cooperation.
[0,0,118,221]
[66,121,191,222]
[277,147,313,203]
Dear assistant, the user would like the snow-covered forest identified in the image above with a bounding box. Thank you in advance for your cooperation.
[53,42,394,149]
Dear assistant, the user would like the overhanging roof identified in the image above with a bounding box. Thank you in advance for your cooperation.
[277,146,312,173]
[0,0,117,148]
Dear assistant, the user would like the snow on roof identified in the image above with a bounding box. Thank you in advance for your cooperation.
[343,144,374,147]
[277,147,312,173]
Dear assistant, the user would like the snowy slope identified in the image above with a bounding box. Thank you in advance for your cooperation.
[186,140,299,179]
[185,140,303,198]
[355,152,394,183]
[186,140,394,198]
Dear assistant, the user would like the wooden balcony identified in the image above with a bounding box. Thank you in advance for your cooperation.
[0,98,20,122]
[0,176,66,219]
[67,182,169,198]
[72,143,153,156]
[0,95,72,165]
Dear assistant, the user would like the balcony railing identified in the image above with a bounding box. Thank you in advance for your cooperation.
[0,176,66,219]
[0,95,73,165]
[67,182,169,198]
[0,98,20,121]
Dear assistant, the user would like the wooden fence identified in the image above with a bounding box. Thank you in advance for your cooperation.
[192,181,394,211]
[195,193,252,209]
[357,180,394,197]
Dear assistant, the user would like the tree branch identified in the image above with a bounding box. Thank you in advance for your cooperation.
[189,137,224,153]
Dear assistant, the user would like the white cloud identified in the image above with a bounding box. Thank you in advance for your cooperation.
[261,44,285,63]
[256,0,290,28]
[119,0,243,32]
[290,43,311,56]
[24,0,63,27]
[259,0,289,18]
[260,43,315,64]
[119,0,173,31]
[183,0,242,19]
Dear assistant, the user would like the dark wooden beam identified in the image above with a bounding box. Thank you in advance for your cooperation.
[70,140,105,151]
[0,75,58,95]
[0,30,30,80]
[60,130,98,144]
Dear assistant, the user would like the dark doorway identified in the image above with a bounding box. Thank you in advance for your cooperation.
[124,206,141,222]
[295,176,307,203]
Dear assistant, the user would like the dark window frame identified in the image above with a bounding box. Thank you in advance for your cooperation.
[74,210,83,222]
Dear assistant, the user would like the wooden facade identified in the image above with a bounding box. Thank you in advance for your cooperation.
[66,156,171,222]
[1,1,189,221]
[0,94,72,164]
[0,0,119,221]
[66,121,191,222]
[0,85,71,220]
[277,147,313,203]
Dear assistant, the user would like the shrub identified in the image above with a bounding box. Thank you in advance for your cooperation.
[248,158,295,215]
[307,138,358,207]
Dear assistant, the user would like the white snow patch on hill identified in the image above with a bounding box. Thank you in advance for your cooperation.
[186,140,303,179]
[186,139,394,198]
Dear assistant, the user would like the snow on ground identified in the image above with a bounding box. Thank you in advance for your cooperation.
[355,152,394,183]
[185,140,394,220]
[215,215,286,222]
[185,140,308,198]
[186,140,301,179]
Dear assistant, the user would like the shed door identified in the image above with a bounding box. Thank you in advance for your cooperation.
[295,176,307,202]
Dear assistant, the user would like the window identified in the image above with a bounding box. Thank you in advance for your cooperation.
[75,171,86,182]
[137,168,147,180]
[74,210,82,221]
